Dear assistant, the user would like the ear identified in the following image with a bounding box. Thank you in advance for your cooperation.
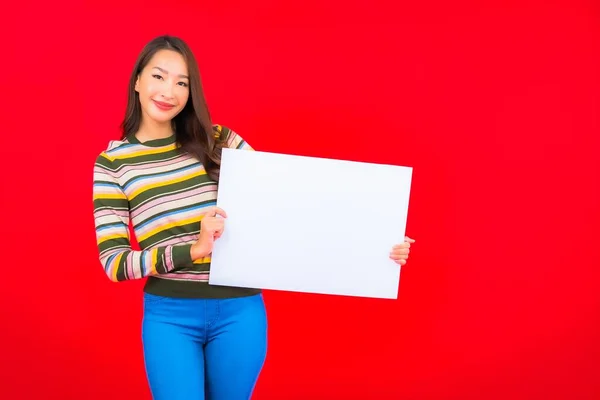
[135,74,140,92]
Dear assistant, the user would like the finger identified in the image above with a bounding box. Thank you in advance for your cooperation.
[405,236,416,243]
[213,207,227,218]
[203,207,216,217]
[204,206,228,218]
[390,255,407,265]
[393,248,410,255]
[215,224,225,235]
[201,224,224,237]
[207,221,225,233]
[393,243,410,250]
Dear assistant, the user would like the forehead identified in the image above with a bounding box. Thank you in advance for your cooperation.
[146,49,188,75]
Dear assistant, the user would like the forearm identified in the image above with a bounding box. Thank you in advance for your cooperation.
[93,151,200,282]
[99,242,194,282]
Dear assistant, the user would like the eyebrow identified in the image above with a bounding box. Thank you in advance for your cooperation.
[152,66,189,79]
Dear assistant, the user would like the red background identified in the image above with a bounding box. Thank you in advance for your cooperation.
[1,1,599,399]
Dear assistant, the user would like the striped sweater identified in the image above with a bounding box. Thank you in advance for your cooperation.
[92,125,261,298]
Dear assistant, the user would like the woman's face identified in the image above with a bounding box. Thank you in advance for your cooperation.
[135,49,190,126]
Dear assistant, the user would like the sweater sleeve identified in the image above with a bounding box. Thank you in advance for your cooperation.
[216,124,255,151]
[92,152,194,282]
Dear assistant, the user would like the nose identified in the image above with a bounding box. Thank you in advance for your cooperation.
[161,91,174,100]
[161,82,175,100]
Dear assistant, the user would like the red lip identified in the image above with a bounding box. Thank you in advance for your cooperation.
[152,100,175,110]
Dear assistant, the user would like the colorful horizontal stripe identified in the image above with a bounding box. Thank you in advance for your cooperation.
[92,125,253,285]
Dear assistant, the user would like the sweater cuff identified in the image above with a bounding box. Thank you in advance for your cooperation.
[169,244,194,272]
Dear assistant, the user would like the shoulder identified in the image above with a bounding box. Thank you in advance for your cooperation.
[94,137,135,168]
[213,124,254,151]
[95,135,142,165]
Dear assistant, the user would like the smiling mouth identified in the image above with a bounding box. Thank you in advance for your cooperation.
[152,100,175,110]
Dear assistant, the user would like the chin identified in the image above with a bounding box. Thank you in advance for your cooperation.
[148,109,178,124]
[149,114,173,124]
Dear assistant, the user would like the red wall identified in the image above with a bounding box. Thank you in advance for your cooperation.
[1,1,599,399]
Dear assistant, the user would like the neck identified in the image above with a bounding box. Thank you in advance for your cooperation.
[136,117,174,142]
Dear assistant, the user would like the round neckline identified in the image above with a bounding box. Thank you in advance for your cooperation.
[127,133,177,148]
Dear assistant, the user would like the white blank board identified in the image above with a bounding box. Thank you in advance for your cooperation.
[208,148,413,299]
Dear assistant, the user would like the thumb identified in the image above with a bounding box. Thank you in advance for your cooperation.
[405,236,416,243]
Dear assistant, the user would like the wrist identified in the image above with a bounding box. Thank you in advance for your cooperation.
[190,241,209,261]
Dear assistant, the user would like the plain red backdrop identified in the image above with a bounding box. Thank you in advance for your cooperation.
[1,0,599,399]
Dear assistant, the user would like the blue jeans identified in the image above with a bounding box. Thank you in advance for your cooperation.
[141,292,268,400]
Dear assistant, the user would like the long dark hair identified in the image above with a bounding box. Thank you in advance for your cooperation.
[120,35,224,181]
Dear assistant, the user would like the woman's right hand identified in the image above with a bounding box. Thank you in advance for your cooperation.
[190,206,228,260]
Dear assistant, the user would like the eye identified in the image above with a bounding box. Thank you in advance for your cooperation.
[178,82,189,87]
[152,74,163,80]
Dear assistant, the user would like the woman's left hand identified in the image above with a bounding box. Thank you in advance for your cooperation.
[390,236,416,266]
